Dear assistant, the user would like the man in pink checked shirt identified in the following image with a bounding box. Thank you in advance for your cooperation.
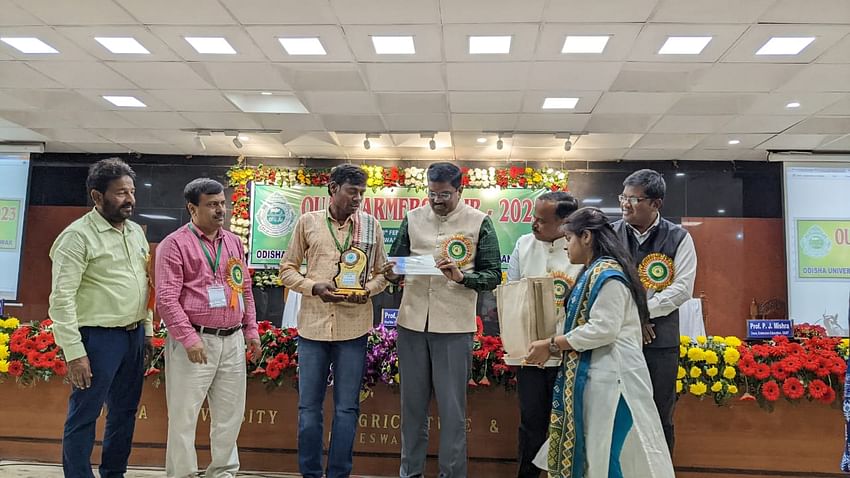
[155,177,261,478]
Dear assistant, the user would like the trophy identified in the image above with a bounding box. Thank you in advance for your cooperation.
[333,247,369,297]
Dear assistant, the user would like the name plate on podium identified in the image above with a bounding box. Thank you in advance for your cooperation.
[746,319,793,339]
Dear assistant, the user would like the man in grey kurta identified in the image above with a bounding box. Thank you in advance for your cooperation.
[388,162,501,477]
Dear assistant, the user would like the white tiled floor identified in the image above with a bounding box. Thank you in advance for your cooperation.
[0,462,391,477]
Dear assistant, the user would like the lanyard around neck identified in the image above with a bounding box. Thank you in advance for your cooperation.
[188,223,222,274]
[325,212,353,253]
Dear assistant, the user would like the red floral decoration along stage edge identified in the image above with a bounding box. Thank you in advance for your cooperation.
[0,317,66,386]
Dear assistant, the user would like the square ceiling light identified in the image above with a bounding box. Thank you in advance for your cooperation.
[371,36,415,54]
[658,36,712,55]
[542,97,579,109]
[95,37,150,54]
[562,35,610,54]
[469,35,512,54]
[1,37,58,54]
[279,37,327,55]
[102,95,147,108]
[224,92,309,113]
[756,37,815,55]
[184,37,236,54]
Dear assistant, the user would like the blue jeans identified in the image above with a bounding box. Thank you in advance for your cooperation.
[63,326,145,478]
[297,335,368,478]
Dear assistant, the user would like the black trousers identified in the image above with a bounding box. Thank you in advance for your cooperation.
[644,346,679,454]
[516,366,559,478]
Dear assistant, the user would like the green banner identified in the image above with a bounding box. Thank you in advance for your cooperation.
[797,219,850,279]
[248,185,546,268]
[0,199,20,250]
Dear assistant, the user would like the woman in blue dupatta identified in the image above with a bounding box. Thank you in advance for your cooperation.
[526,207,674,478]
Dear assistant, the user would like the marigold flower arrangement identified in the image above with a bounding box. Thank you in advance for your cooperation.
[676,335,742,404]
[0,317,67,385]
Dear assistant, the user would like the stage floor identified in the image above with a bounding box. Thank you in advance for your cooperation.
[0,462,390,478]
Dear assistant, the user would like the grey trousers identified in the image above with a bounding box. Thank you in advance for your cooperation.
[397,326,473,478]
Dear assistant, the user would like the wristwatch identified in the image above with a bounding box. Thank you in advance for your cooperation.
[548,336,560,354]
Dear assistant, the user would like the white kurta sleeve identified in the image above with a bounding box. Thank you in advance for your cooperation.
[565,279,631,352]
[507,241,521,282]
[647,232,697,319]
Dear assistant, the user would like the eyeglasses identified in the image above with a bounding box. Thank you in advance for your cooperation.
[618,194,651,206]
[428,191,455,201]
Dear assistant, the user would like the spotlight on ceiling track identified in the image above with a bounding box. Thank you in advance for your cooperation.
[420,132,437,150]
[232,136,243,149]
[363,133,381,150]
[555,132,572,152]
[496,134,504,150]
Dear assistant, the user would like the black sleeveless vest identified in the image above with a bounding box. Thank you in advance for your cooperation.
[613,218,688,349]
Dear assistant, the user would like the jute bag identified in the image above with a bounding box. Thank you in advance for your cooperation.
[495,277,558,365]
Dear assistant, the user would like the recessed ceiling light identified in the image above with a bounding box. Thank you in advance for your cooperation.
[102,95,146,108]
[476,137,487,144]
[278,37,327,56]
[728,139,741,145]
[542,97,579,109]
[1,37,58,54]
[658,36,712,55]
[237,134,249,141]
[95,37,149,54]
[469,36,512,54]
[785,101,801,108]
[184,37,236,54]
[371,36,415,55]
[582,198,603,204]
[562,35,610,54]
[260,91,272,96]
[676,172,686,177]
[756,37,815,55]
[717,209,726,214]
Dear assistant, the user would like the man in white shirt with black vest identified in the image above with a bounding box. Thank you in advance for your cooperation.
[613,169,697,454]
[505,191,583,478]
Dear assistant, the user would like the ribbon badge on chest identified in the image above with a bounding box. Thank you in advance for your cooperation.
[639,252,675,291]
[225,257,245,309]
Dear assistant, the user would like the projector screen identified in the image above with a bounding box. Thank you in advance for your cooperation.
[782,158,850,336]
[0,154,31,302]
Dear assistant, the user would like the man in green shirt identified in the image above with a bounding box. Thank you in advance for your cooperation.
[388,162,501,478]
[49,158,152,478]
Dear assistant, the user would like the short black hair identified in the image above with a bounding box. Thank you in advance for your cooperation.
[184,178,224,206]
[537,191,579,219]
[427,162,462,189]
[86,158,136,194]
[623,169,666,200]
[328,164,367,194]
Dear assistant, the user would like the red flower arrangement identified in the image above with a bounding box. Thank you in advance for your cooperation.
[248,321,299,389]
[737,323,846,410]
[3,318,67,385]
[469,316,516,389]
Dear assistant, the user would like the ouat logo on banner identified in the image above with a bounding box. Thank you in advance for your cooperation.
[800,225,832,258]
[257,193,296,238]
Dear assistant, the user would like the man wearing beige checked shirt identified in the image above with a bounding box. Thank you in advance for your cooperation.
[280,164,394,478]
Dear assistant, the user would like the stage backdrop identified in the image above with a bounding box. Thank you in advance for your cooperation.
[248,184,547,269]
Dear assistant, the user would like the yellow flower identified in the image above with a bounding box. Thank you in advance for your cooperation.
[711,382,723,393]
[2,318,19,329]
[689,366,702,378]
[680,335,691,345]
[677,366,686,379]
[704,350,719,365]
[711,336,727,345]
[0,359,7,373]
[676,380,683,393]
[727,384,739,394]
[696,335,707,345]
[679,345,687,358]
[0,332,8,344]
[723,347,740,365]
[723,366,736,380]
[706,366,718,377]
[689,382,707,396]
[725,336,742,347]
[687,347,705,361]
[394,373,401,383]
[525,167,533,174]
[842,338,849,348]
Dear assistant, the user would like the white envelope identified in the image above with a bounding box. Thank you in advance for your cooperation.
[388,255,444,276]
